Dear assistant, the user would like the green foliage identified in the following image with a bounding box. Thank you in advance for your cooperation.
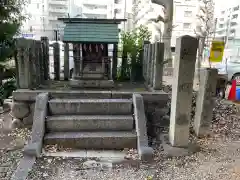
[119,25,151,81]
[0,0,27,62]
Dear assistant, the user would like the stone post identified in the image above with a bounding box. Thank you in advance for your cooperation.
[64,43,69,80]
[153,42,164,90]
[38,41,45,84]
[53,42,60,80]
[73,43,80,78]
[29,40,37,88]
[16,39,32,88]
[194,68,218,137]
[41,37,49,80]
[112,43,118,80]
[143,45,147,80]
[147,44,152,85]
[169,35,198,147]
[150,43,155,87]
[35,41,41,87]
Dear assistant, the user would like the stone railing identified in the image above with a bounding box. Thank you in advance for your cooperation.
[142,42,164,90]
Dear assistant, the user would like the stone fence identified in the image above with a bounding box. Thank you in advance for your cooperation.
[142,42,164,90]
[15,37,50,89]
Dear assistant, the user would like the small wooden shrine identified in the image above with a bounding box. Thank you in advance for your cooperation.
[58,18,126,88]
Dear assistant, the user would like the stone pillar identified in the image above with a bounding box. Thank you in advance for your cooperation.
[169,35,198,147]
[29,40,37,88]
[112,43,118,80]
[143,45,147,80]
[16,39,32,88]
[150,43,155,87]
[153,42,164,90]
[147,44,152,85]
[73,43,80,78]
[64,43,69,80]
[53,42,60,80]
[194,68,218,137]
[41,37,49,80]
[38,41,45,84]
[35,41,41,86]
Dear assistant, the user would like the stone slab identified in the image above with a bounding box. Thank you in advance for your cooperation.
[160,134,200,158]
[44,131,137,150]
[31,93,48,149]
[23,142,41,157]
[46,115,134,132]
[11,155,36,180]
[13,89,169,102]
[133,94,153,161]
[49,99,132,115]
[69,79,114,88]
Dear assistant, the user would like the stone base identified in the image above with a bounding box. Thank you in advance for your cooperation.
[160,134,200,158]
[69,79,114,88]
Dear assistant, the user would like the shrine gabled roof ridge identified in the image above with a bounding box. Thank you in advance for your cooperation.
[58,18,127,24]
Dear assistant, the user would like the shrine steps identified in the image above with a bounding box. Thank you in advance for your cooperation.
[44,97,137,150]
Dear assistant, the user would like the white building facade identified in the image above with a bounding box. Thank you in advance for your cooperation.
[215,4,240,59]
[21,0,70,40]
[21,0,133,40]
[133,0,199,47]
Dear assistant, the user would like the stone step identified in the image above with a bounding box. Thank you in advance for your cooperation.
[44,131,137,150]
[69,79,114,88]
[49,99,132,115]
[46,115,134,132]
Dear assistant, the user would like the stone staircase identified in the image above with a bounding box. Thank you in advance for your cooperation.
[44,98,137,150]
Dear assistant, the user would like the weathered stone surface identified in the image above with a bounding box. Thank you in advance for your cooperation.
[169,35,198,147]
[11,119,23,129]
[11,102,30,119]
[133,93,153,161]
[194,68,218,137]
[31,93,48,145]
[46,115,134,132]
[11,155,36,180]
[44,131,137,149]
[22,103,35,126]
[12,90,43,101]
[49,99,132,115]
[23,142,41,157]
[3,99,12,112]
[153,42,164,90]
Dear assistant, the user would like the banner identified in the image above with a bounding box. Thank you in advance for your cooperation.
[209,41,225,62]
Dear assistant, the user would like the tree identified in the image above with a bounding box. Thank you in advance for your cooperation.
[0,0,26,62]
[120,25,151,81]
[195,0,215,82]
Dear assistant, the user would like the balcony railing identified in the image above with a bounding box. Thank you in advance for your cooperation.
[49,8,67,13]
[48,0,68,6]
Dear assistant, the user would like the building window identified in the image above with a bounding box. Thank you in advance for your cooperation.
[184,11,192,17]
[37,4,39,9]
[232,14,238,19]
[221,10,225,14]
[219,24,224,28]
[233,5,239,11]
[183,23,191,29]
[230,29,236,34]
[231,22,237,26]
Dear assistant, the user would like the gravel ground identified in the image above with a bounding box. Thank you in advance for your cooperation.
[0,111,31,180]
[26,99,240,180]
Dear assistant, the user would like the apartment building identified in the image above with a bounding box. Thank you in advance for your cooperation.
[133,0,199,47]
[21,0,70,40]
[215,4,240,59]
